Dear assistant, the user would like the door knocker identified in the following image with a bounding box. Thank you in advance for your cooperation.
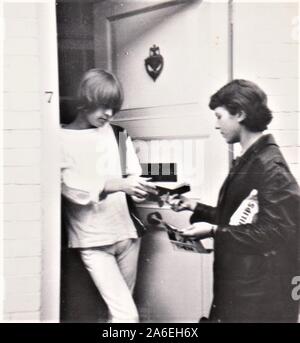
[144,45,164,82]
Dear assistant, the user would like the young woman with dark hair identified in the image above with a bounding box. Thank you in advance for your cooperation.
[169,79,300,322]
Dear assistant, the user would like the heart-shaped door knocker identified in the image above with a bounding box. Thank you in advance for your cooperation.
[145,45,164,82]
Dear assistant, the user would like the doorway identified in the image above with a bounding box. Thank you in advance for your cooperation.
[57,0,229,323]
[56,1,108,322]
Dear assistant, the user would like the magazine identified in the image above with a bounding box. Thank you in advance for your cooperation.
[154,182,191,196]
[164,222,212,254]
[147,211,212,254]
[229,189,259,225]
[146,182,191,207]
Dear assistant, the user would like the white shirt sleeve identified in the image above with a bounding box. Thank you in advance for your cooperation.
[61,144,105,205]
[126,136,142,176]
[60,127,141,205]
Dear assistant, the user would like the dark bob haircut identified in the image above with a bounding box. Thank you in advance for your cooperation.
[209,79,273,132]
[77,68,123,114]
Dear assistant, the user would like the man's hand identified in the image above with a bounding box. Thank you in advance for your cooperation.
[131,195,147,203]
[122,176,158,199]
[103,176,157,199]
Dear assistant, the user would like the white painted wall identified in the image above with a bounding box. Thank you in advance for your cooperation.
[233,1,299,182]
[2,1,60,322]
[2,2,42,322]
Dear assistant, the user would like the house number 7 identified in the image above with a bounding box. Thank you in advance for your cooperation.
[45,91,54,103]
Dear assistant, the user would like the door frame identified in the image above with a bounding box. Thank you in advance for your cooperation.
[38,1,61,322]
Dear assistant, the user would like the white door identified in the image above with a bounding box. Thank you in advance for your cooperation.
[93,0,230,322]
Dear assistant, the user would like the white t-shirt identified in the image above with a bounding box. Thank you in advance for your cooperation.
[61,124,142,248]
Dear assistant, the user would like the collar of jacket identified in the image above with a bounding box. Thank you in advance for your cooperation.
[231,134,278,170]
[217,134,278,211]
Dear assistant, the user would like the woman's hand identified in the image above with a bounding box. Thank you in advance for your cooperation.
[180,223,215,240]
[167,194,197,212]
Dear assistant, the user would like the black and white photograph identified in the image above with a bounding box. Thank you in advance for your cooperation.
[1,0,300,329]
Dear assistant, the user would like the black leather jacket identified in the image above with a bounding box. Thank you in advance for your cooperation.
[190,134,300,322]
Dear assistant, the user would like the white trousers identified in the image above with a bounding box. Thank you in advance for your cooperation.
[80,238,141,323]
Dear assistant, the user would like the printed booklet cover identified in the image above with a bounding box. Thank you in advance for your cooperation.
[164,222,212,254]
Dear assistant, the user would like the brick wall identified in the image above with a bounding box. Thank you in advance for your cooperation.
[233,2,299,183]
[3,3,42,321]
